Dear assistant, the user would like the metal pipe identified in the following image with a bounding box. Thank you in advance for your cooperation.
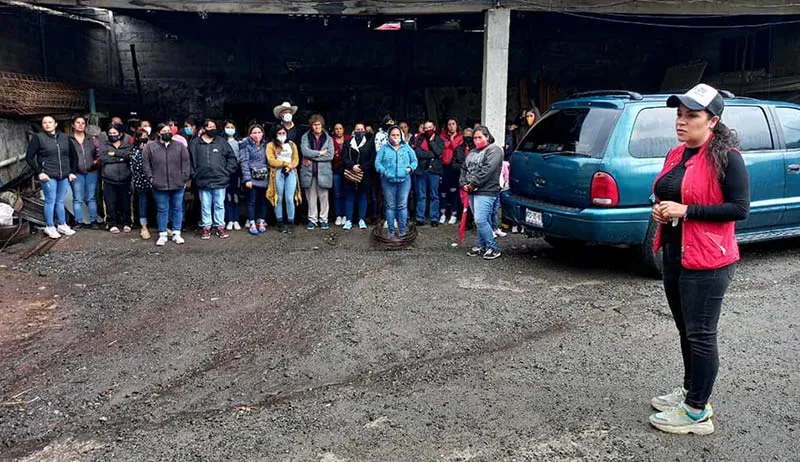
[0,153,26,169]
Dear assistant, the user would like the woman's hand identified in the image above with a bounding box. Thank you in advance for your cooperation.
[656,201,688,220]
[302,159,312,168]
[38,173,50,182]
[68,173,77,182]
[651,206,667,224]
[245,181,253,189]
[353,165,361,173]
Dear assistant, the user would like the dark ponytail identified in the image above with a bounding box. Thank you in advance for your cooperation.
[708,121,738,182]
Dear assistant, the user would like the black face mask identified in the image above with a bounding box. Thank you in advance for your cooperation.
[108,135,121,142]
[463,136,473,146]
[205,129,218,138]
[160,133,173,142]
[354,132,365,143]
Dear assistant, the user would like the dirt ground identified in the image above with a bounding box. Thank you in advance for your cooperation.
[1,225,798,461]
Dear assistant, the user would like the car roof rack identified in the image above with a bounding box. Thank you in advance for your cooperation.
[569,90,644,100]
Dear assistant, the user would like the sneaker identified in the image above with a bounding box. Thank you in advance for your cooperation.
[320,221,329,230]
[335,216,344,226]
[416,220,425,227]
[122,226,132,233]
[511,225,519,233]
[483,248,502,260]
[140,227,151,240]
[44,226,61,239]
[307,221,317,230]
[448,215,457,225]
[232,221,241,231]
[439,214,447,225]
[72,223,83,230]
[217,226,229,239]
[109,226,120,234]
[649,403,714,435]
[226,221,234,231]
[201,227,212,240]
[156,232,168,246]
[167,229,174,238]
[467,247,484,257]
[342,220,352,230]
[257,221,267,233]
[56,224,76,236]
[650,388,715,417]
[89,221,101,230]
[494,228,507,238]
[358,219,367,229]
[172,231,185,244]
[383,220,389,229]
[286,223,294,234]
[249,224,259,235]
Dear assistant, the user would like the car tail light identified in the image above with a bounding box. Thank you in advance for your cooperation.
[590,171,619,207]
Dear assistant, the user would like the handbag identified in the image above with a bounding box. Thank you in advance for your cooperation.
[344,169,364,183]
[250,167,268,180]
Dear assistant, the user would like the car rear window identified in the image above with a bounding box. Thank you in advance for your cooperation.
[517,107,620,158]
[629,105,775,158]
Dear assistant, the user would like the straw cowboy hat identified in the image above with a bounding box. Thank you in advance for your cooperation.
[273,102,298,119]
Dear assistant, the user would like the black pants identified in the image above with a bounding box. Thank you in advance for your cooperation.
[662,243,736,409]
[103,182,131,228]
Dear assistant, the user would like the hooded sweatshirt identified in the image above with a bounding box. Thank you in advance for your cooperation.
[375,138,418,183]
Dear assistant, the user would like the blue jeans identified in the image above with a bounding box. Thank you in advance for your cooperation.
[491,192,501,229]
[470,195,499,251]
[71,172,99,223]
[225,184,240,223]
[274,169,297,222]
[42,178,70,227]
[200,187,226,227]
[137,190,150,225]
[332,171,345,218]
[382,176,412,236]
[345,186,368,223]
[247,186,268,223]
[152,188,184,233]
[415,172,440,222]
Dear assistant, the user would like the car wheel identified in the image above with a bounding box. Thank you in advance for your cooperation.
[637,218,663,278]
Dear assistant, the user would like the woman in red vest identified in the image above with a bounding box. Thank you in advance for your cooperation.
[649,84,750,435]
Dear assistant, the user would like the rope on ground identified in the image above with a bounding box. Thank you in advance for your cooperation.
[371,221,417,250]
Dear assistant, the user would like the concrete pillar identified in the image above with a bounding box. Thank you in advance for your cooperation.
[481,8,510,143]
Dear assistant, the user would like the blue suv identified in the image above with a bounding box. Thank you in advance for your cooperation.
[501,90,800,274]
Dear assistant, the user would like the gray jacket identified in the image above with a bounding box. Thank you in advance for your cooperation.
[460,143,503,197]
[142,140,191,191]
[299,130,335,189]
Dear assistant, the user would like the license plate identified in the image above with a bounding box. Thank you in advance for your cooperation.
[525,209,543,228]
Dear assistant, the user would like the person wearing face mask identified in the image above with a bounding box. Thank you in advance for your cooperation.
[412,120,445,227]
[267,126,302,233]
[167,119,188,147]
[188,119,238,240]
[183,118,198,142]
[26,115,78,239]
[130,128,154,239]
[143,123,191,246]
[223,120,242,231]
[273,101,299,144]
[99,125,133,234]
[341,123,375,230]
[460,126,503,260]
[239,124,270,234]
[140,120,154,140]
[374,125,418,239]
[68,116,101,230]
[331,123,351,226]
[300,114,335,230]
[439,118,464,225]
[450,127,473,226]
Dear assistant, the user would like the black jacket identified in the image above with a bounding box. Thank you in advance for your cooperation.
[69,134,100,174]
[451,142,472,174]
[341,135,375,191]
[189,135,238,189]
[99,140,133,185]
[142,140,191,191]
[25,132,77,180]
[412,134,445,176]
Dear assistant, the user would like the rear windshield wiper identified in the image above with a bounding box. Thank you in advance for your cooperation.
[542,151,593,160]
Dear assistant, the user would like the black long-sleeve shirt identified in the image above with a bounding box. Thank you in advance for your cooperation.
[655,147,750,245]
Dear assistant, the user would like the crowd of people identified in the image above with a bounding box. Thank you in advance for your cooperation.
[24,101,530,259]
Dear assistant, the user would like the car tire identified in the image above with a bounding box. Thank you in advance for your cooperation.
[543,236,586,252]
[637,218,663,279]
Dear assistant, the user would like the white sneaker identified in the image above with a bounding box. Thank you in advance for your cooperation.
[651,387,686,412]
[226,221,234,230]
[56,224,76,236]
[512,225,519,234]
[383,220,389,229]
[232,221,241,231]
[448,215,457,225]
[439,214,447,225]
[495,228,507,237]
[334,216,343,226]
[172,231,185,245]
[44,226,61,239]
[358,219,367,229]
[156,232,168,246]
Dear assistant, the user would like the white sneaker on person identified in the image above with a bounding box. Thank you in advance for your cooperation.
[226,221,234,230]
[494,228,507,237]
[512,225,519,233]
[156,232,168,246]
[232,221,241,231]
[122,226,132,233]
[335,216,344,226]
[448,215,457,225]
[651,386,714,417]
[44,226,61,239]
[383,220,389,229]
[172,231,185,245]
[439,214,447,225]
[649,403,714,435]
[358,219,367,229]
[56,224,75,236]
[109,226,120,234]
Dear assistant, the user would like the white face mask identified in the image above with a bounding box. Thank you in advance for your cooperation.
[144,126,152,135]
[277,135,287,144]
[282,113,293,123]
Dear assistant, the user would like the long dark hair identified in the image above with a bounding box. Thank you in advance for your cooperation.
[708,119,739,182]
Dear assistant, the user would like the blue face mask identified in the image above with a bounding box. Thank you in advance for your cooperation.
[224,128,236,137]
[184,127,193,136]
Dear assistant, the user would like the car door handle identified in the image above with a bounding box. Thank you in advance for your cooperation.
[789,164,800,172]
